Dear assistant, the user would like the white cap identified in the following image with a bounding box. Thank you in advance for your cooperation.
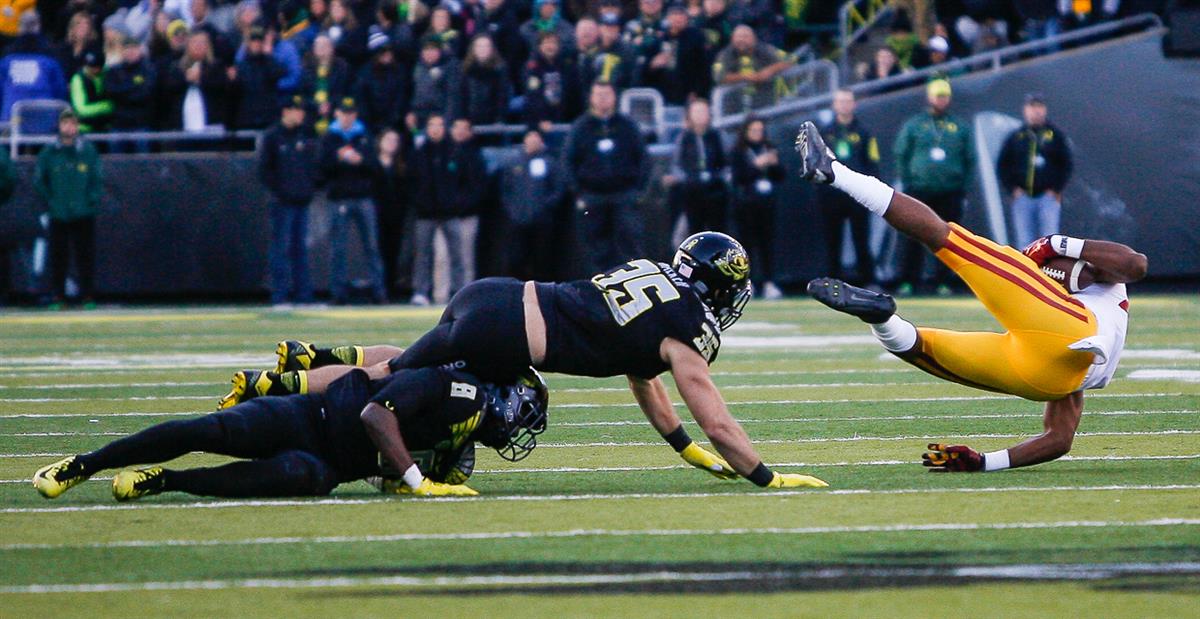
[928,36,949,54]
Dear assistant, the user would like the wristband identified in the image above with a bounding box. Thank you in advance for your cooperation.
[1051,235,1085,259]
[402,463,424,489]
[746,462,775,487]
[662,425,692,453]
[983,449,1010,472]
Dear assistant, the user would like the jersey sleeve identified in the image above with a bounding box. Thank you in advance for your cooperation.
[675,295,722,365]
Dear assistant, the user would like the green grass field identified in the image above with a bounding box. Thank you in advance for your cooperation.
[1,296,1197,618]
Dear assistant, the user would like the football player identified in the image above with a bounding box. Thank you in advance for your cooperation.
[220,232,828,490]
[32,366,548,500]
[794,121,1147,472]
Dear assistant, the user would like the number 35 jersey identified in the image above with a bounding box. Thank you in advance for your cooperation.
[534,259,723,379]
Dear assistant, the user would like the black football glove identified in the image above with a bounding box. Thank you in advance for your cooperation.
[922,443,984,472]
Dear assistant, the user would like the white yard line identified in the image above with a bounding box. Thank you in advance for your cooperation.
[1128,369,1200,383]
[0,382,213,390]
[3,484,1198,515]
[1,519,1198,556]
[537,430,1200,448]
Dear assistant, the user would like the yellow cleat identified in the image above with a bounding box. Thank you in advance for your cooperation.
[274,340,316,374]
[112,468,166,502]
[32,456,89,499]
[216,370,273,410]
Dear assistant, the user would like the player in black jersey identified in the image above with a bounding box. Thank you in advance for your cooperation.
[220,232,828,491]
[32,366,548,501]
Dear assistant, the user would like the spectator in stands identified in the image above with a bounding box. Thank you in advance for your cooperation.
[593,13,634,89]
[149,15,187,68]
[237,23,303,102]
[231,26,286,129]
[56,11,98,79]
[410,115,486,305]
[230,1,262,50]
[997,93,1073,249]
[259,95,318,305]
[373,0,417,66]
[480,0,525,82]
[277,0,318,55]
[458,33,511,125]
[187,0,234,65]
[372,127,412,301]
[35,109,102,309]
[728,0,778,45]
[354,28,407,133]
[106,35,158,151]
[572,16,601,94]
[321,0,368,67]
[562,80,646,272]
[69,46,112,134]
[957,14,1010,54]
[499,128,564,280]
[0,0,35,45]
[712,24,794,111]
[625,0,667,72]
[924,35,951,66]
[521,0,574,56]
[425,5,463,58]
[0,12,68,133]
[300,33,351,133]
[817,89,881,288]
[885,11,921,70]
[321,96,386,305]
[729,115,783,299]
[893,78,974,296]
[666,98,728,235]
[859,46,903,82]
[163,29,230,131]
[406,36,459,133]
[642,2,709,104]
[698,0,735,65]
[521,31,579,130]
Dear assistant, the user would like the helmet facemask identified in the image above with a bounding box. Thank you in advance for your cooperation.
[483,369,549,462]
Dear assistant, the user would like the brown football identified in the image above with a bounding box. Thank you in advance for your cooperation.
[1041,256,1097,293]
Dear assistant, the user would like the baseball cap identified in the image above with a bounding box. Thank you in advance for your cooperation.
[599,13,621,26]
[82,45,104,68]
[928,36,949,54]
[337,97,357,113]
[1024,92,1046,105]
[248,25,266,40]
[283,94,306,109]
[367,26,391,52]
[926,78,952,99]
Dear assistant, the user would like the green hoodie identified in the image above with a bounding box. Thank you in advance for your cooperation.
[894,109,975,195]
[34,139,103,222]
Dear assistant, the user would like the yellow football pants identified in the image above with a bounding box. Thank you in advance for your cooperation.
[904,224,1098,401]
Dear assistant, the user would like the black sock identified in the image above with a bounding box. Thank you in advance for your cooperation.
[163,451,336,498]
[77,416,224,475]
[311,345,361,368]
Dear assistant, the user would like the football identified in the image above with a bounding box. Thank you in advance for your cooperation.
[1041,256,1097,293]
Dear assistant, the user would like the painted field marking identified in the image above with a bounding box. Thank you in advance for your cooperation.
[4,409,1195,434]
[1,519,1198,555]
[537,430,1200,448]
[3,454,1198,484]
[3,484,1198,514]
[1128,369,1200,383]
[0,382,213,391]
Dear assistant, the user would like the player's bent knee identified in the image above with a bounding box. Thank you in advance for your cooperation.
[276,450,338,496]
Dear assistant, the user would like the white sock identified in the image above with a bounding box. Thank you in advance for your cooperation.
[831,161,895,216]
[870,315,917,353]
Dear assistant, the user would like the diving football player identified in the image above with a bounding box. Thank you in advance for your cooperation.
[794,120,1147,472]
[220,232,828,490]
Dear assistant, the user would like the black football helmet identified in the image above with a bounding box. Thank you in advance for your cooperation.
[479,367,549,462]
[672,231,752,330]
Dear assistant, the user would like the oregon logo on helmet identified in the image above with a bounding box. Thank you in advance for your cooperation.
[715,249,750,281]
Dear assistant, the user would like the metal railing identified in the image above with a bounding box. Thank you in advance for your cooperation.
[837,0,893,77]
[713,59,839,129]
[718,13,1165,129]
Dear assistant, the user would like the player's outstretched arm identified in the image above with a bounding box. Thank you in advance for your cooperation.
[628,374,738,480]
[360,403,477,496]
[923,392,1083,472]
[663,339,827,489]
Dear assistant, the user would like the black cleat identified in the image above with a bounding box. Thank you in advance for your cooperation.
[806,277,896,324]
[794,121,836,184]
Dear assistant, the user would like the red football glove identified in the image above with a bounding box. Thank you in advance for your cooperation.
[922,443,984,472]
[1021,236,1057,266]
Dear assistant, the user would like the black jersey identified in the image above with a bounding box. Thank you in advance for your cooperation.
[535,259,723,379]
[319,366,489,479]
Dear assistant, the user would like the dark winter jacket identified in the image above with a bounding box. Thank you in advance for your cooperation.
[320,119,374,200]
[411,138,487,219]
[354,59,408,131]
[562,111,646,195]
[409,57,459,121]
[997,122,1073,196]
[105,58,158,129]
[500,150,565,226]
[232,52,287,129]
[457,63,510,125]
[260,121,321,204]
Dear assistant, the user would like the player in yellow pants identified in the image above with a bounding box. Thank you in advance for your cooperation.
[795,121,1147,473]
